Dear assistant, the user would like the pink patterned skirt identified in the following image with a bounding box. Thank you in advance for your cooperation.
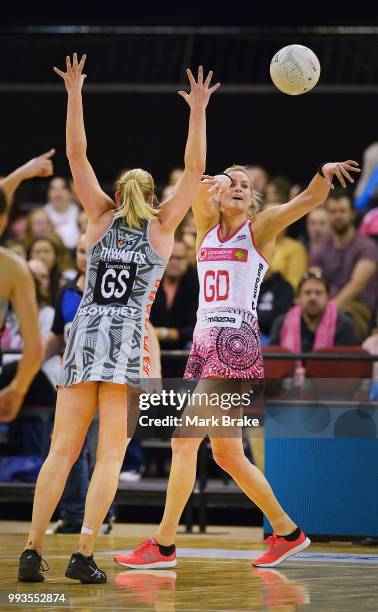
[184,307,264,380]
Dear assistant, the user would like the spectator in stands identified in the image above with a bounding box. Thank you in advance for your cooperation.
[270,271,359,381]
[180,211,197,266]
[78,209,88,233]
[4,239,27,260]
[266,204,308,289]
[305,206,331,256]
[354,142,378,213]
[69,177,82,207]
[24,208,74,272]
[25,260,60,393]
[150,239,199,350]
[28,238,65,304]
[265,175,291,205]
[44,177,80,250]
[161,167,184,201]
[289,183,302,201]
[24,208,56,247]
[257,269,294,345]
[310,192,378,340]
[245,165,269,200]
[359,207,378,244]
[2,259,55,361]
[7,213,28,242]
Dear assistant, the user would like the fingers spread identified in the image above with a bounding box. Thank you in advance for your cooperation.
[204,70,213,87]
[339,165,354,183]
[197,65,203,85]
[344,165,362,173]
[186,68,196,88]
[209,82,221,93]
[78,54,87,72]
[53,67,65,77]
[335,165,346,188]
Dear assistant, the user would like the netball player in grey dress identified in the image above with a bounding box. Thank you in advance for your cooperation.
[18,53,220,584]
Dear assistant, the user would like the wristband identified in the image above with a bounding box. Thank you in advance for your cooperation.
[317,164,326,178]
[218,172,232,184]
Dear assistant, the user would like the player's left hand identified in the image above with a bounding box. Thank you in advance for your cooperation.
[201,174,230,200]
[0,386,25,423]
[21,149,55,179]
[321,161,361,190]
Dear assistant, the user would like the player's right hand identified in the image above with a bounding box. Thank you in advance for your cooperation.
[54,53,87,92]
[21,149,55,179]
[178,66,220,110]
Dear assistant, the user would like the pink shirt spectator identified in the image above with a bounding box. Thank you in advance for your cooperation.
[309,233,378,311]
[359,208,378,238]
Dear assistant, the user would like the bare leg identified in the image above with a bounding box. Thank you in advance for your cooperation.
[156,437,203,546]
[77,382,130,556]
[210,437,297,535]
[25,382,98,554]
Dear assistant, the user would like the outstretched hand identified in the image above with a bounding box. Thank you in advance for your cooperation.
[178,66,220,109]
[200,174,231,200]
[321,160,361,190]
[54,53,87,92]
[21,149,55,179]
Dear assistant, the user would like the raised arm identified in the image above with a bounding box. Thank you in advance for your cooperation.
[0,150,55,210]
[254,161,361,243]
[0,253,43,423]
[191,173,233,249]
[156,67,220,234]
[54,54,114,221]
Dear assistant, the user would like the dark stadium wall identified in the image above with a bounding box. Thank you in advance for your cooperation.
[0,92,376,193]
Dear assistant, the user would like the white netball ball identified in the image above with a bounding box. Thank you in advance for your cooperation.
[270,45,321,95]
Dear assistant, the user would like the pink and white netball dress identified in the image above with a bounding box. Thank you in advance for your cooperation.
[184,220,269,379]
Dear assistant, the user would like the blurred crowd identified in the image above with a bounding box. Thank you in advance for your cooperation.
[0,143,377,496]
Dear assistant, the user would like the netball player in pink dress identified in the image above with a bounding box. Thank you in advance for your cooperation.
[116,160,360,569]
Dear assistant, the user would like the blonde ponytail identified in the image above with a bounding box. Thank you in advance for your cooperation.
[224,164,262,218]
[114,168,158,229]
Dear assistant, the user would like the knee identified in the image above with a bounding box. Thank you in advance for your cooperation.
[171,437,200,458]
[96,446,127,471]
[212,448,245,474]
[49,442,83,468]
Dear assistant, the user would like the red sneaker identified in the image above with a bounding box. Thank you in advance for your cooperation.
[114,538,177,569]
[252,531,310,568]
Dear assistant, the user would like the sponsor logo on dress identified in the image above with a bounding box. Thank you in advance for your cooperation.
[78,305,139,317]
[201,311,242,329]
[101,246,146,264]
[197,248,248,262]
[251,262,264,310]
[231,234,247,243]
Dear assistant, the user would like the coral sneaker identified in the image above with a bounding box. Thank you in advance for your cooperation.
[114,538,177,569]
[252,531,311,568]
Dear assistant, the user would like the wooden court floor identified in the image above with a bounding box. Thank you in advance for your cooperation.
[0,523,377,611]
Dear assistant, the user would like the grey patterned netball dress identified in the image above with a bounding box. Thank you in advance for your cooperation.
[57,217,167,392]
